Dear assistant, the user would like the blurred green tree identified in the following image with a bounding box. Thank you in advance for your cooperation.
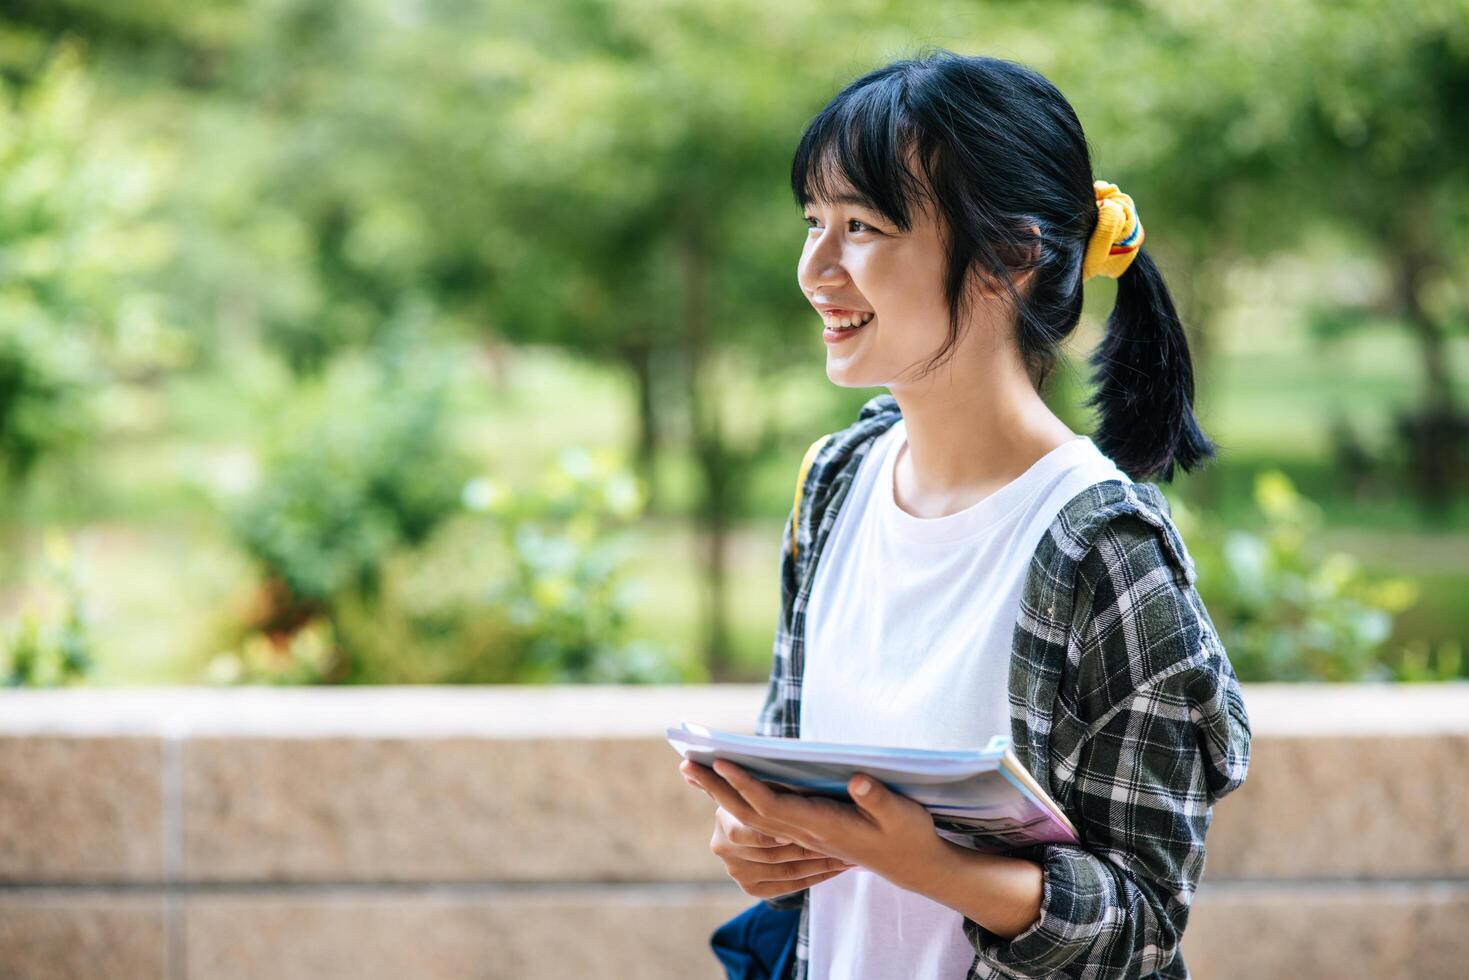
[0,42,177,492]
[1288,1,1469,514]
[226,349,472,679]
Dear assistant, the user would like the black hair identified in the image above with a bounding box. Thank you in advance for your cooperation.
[790,48,1215,483]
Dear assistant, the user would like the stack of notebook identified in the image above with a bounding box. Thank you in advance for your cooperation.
[666,721,1078,851]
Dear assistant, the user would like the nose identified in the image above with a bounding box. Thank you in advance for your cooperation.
[797,226,848,296]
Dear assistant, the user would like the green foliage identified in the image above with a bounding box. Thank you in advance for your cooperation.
[464,446,679,683]
[0,321,92,484]
[1176,471,1422,682]
[228,354,472,610]
[4,1,1467,684]
[1,530,95,687]
[328,567,520,685]
[210,350,479,684]
[207,440,679,685]
[1392,638,1464,682]
[202,615,340,686]
[0,39,182,488]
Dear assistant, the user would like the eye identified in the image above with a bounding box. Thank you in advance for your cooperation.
[804,215,879,234]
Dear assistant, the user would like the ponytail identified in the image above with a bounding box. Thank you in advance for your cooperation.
[1084,246,1216,483]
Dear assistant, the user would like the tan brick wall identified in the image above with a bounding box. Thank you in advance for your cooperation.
[1,684,1465,978]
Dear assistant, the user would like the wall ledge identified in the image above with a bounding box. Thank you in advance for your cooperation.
[0,681,1465,737]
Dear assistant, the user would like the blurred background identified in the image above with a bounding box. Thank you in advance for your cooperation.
[2,0,1466,692]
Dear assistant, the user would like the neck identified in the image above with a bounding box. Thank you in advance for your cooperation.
[887,357,1077,516]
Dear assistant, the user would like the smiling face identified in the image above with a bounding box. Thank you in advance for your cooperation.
[796,171,957,389]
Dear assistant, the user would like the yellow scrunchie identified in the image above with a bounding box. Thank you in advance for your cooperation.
[1082,180,1145,281]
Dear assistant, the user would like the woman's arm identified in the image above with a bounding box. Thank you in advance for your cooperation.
[953,516,1253,979]
[887,845,1046,940]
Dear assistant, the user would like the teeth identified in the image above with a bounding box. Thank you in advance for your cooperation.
[822,311,875,330]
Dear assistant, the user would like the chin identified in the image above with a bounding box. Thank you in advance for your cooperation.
[825,362,881,388]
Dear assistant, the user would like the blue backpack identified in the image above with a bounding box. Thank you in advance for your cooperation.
[710,900,801,980]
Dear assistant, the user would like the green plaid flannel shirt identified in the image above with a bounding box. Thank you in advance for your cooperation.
[755,393,1252,980]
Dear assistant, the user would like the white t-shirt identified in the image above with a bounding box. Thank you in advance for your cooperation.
[801,416,1130,980]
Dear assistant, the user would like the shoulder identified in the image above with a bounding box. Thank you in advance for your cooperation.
[1020,479,1199,640]
[797,392,902,519]
[1069,490,1208,706]
[1038,479,1198,591]
[1023,479,1220,714]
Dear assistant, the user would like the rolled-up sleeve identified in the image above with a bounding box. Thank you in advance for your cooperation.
[962,517,1253,978]
[966,841,1124,972]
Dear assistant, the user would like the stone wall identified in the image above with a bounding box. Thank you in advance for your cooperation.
[1,684,1466,978]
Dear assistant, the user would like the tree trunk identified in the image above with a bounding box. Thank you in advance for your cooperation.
[1177,249,1229,508]
[1390,245,1462,515]
[680,218,732,680]
[1383,191,1463,515]
[1392,251,1457,420]
[615,339,662,514]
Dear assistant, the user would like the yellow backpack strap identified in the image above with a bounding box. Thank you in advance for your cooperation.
[791,433,833,564]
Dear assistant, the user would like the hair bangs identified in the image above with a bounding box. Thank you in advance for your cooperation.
[790,72,931,233]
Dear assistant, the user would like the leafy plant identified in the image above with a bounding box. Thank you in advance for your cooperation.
[1391,638,1464,683]
[0,321,93,486]
[218,351,472,681]
[230,356,470,611]
[202,615,341,686]
[327,570,521,685]
[1,530,95,687]
[463,446,678,684]
[1174,470,1423,682]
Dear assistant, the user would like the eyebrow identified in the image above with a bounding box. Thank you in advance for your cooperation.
[806,193,879,210]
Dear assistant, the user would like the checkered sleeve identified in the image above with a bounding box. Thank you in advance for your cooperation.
[964,516,1252,979]
[757,504,809,911]
[757,505,801,741]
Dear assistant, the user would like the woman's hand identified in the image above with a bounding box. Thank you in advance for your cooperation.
[679,757,947,896]
[705,801,859,900]
[681,760,856,899]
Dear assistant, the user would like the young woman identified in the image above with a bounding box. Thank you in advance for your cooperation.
[680,50,1252,980]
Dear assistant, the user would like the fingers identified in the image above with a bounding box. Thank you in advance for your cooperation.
[796,864,857,883]
[752,858,853,893]
[688,761,857,887]
[684,760,815,844]
[710,812,854,879]
[712,809,829,864]
[683,760,761,825]
[710,759,781,812]
[681,771,714,803]
[736,842,833,866]
[720,816,781,847]
[786,856,857,877]
[736,842,856,878]
[712,797,853,867]
[729,823,794,850]
[757,865,852,899]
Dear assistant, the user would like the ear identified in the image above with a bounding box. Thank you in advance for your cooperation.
[1011,222,1043,293]
[975,222,1042,299]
